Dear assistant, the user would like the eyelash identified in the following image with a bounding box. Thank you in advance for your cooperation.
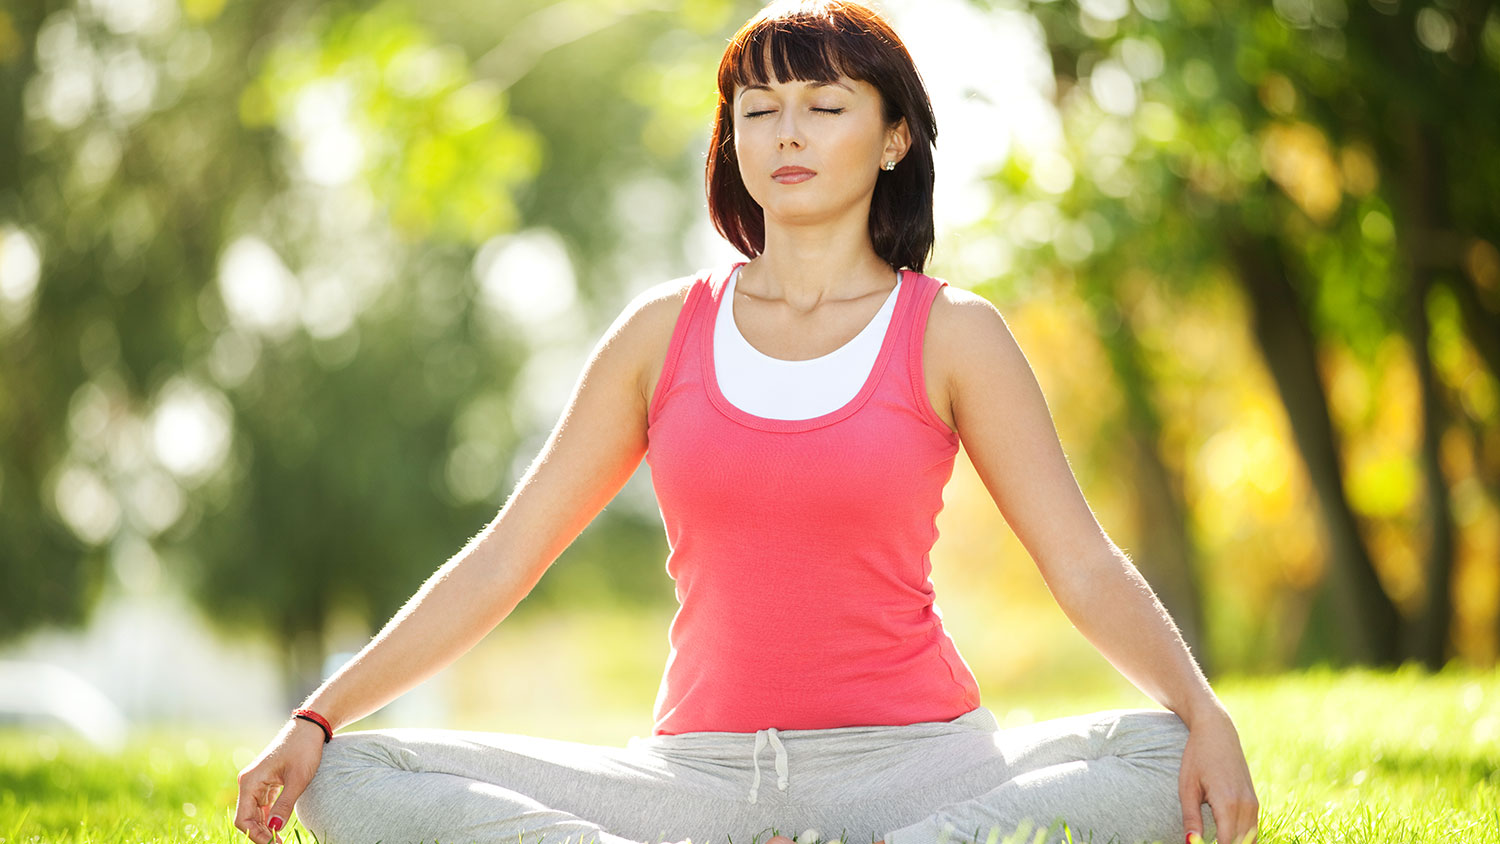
[744,108,844,117]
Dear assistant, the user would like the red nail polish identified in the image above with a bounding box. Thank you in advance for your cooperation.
[268,817,284,832]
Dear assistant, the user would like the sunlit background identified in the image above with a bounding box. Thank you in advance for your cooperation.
[1,0,1497,756]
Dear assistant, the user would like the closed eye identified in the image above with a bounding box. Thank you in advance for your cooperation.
[744,108,845,117]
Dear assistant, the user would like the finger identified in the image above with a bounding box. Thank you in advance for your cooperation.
[234,777,272,838]
[235,772,284,844]
[1243,799,1261,844]
[1211,794,1247,844]
[1210,794,1235,844]
[231,809,273,844]
[232,807,273,844]
[1178,775,1204,841]
[265,775,309,842]
[1225,797,1260,844]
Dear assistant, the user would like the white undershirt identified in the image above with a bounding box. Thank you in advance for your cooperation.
[714,265,902,420]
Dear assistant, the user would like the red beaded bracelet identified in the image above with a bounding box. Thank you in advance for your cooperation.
[292,708,333,743]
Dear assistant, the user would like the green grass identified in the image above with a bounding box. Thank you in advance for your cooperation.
[1,663,1496,843]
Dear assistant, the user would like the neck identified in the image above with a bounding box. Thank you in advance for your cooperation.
[742,222,894,313]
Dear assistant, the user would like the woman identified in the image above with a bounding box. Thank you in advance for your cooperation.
[232,2,1260,843]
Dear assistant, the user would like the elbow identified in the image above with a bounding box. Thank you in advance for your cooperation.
[1040,547,1134,611]
[446,524,549,624]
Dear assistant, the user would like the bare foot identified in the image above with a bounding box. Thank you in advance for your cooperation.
[765,837,796,844]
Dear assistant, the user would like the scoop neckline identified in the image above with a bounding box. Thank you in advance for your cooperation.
[702,260,911,433]
[724,264,902,367]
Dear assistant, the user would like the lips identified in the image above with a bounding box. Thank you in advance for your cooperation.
[772,166,816,183]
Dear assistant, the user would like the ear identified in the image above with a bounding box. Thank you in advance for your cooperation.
[884,116,912,166]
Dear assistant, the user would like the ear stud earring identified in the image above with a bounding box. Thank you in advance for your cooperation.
[882,160,896,170]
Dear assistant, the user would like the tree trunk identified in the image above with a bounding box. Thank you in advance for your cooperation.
[1395,121,1459,668]
[1405,264,1457,668]
[1226,230,1403,665]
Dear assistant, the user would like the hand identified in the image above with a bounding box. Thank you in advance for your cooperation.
[233,718,326,844]
[1178,708,1259,844]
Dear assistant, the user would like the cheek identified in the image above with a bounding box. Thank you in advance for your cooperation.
[733,137,758,174]
[731,128,756,159]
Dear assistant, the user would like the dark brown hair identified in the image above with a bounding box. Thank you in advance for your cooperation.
[707,1,938,272]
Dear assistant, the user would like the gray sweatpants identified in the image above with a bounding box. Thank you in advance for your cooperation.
[294,706,1217,844]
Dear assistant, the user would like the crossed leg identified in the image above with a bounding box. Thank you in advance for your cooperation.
[293,709,1214,844]
[865,709,1217,844]
[294,727,790,844]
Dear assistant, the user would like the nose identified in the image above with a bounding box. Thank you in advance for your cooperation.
[776,111,802,149]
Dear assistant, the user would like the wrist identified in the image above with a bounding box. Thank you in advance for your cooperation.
[289,717,327,744]
[1176,691,1231,730]
[292,708,334,742]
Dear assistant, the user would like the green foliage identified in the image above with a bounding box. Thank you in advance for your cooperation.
[0,0,748,690]
[246,1,543,244]
[1007,0,1500,354]
[985,0,1500,668]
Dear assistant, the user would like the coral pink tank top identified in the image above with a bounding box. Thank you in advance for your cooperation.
[645,260,982,735]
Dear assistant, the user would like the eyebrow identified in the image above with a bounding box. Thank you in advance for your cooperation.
[737,80,853,100]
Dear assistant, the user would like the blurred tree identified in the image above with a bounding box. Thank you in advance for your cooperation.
[995,0,1499,667]
[0,0,748,699]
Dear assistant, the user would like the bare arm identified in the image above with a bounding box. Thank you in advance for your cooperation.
[940,289,1219,721]
[233,278,683,843]
[304,277,675,726]
[301,294,658,729]
[940,288,1258,843]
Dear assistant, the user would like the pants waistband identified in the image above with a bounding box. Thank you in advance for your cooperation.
[626,706,998,804]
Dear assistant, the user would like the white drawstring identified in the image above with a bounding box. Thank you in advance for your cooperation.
[747,727,789,803]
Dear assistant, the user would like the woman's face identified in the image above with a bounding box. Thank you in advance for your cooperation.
[731,71,906,226]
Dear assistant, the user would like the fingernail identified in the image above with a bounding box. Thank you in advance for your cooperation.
[268,817,284,832]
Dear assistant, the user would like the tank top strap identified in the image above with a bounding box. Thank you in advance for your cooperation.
[705,261,746,304]
[647,262,748,429]
[687,260,744,351]
[899,271,959,441]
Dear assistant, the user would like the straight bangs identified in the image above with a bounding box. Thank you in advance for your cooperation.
[719,22,865,106]
[706,1,938,272]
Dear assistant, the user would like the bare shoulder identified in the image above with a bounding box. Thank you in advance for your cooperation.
[936,284,1019,346]
[616,273,699,411]
[923,280,1026,435]
[923,280,1103,583]
[929,282,1006,325]
[632,273,697,319]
